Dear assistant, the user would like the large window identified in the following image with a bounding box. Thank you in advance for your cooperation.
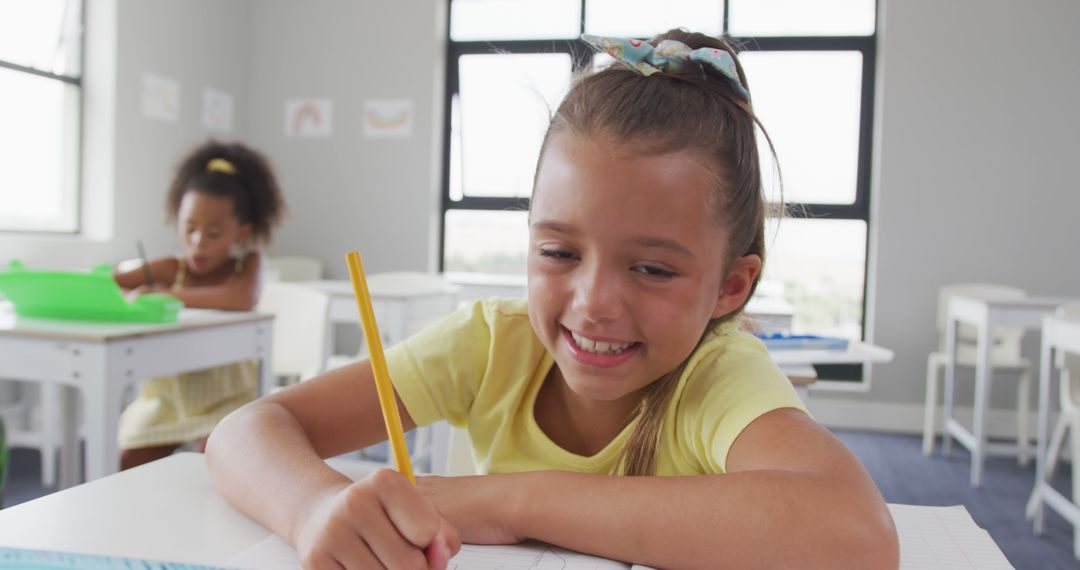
[441,0,877,361]
[0,0,83,233]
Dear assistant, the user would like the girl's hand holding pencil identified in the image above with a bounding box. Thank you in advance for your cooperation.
[288,252,461,570]
[292,471,460,570]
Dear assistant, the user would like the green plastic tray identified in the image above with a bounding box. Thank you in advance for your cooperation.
[0,260,183,323]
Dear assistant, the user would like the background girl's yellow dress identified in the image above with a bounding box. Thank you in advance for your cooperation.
[117,257,258,448]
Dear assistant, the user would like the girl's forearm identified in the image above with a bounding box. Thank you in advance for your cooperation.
[509,470,897,570]
[205,403,352,545]
[169,285,256,311]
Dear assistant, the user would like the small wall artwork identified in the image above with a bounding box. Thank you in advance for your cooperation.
[141,74,179,122]
[285,98,333,138]
[202,88,234,132]
[362,99,414,139]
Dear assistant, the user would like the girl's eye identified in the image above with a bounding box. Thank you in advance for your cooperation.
[538,248,577,261]
[633,264,676,279]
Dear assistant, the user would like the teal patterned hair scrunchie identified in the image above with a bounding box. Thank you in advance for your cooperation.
[581,34,750,100]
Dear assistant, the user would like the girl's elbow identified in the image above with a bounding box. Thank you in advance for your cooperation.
[845,509,900,570]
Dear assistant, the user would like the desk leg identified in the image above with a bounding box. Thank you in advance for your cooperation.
[82,380,123,482]
[257,321,274,396]
[1026,339,1054,534]
[970,321,992,488]
[57,384,80,489]
[943,315,958,457]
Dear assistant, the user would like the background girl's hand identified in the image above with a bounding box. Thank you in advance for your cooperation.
[417,474,524,545]
[293,469,460,570]
[124,284,168,301]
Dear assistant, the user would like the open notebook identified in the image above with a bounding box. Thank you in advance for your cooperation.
[228,537,656,569]
[228,504,1013,570]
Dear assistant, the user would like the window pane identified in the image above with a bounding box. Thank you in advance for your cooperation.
[729,0,874,36]
[762,218,866,338]
[741,51,862,205]
[0,67,79,232]
[443,210,529,275]
[585,0,722,38]
[0,0,82,77]
[450,0,580,41]
[455,53,571,198]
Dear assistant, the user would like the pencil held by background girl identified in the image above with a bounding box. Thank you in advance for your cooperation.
[207,29,898,570]
[114,140,285,470]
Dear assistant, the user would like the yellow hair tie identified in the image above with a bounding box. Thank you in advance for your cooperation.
[206,157,237,175]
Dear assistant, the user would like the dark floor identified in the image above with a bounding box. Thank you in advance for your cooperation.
[2,430,1077,569]
[837,430,1076,570]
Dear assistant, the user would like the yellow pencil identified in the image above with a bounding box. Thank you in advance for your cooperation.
[346,251,415,484]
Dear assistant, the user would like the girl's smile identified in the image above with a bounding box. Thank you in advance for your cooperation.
[561,325,642,368]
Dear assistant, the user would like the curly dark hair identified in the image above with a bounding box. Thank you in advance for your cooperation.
[165,140,286,243]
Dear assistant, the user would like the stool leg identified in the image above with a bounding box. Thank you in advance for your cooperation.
[1018,366,1032,466]
[1045,414,1068,481]
[923,354,941,456]
[1070,412,1080,559]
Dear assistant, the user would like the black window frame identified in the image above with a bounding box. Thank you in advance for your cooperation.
[440,1,877,381]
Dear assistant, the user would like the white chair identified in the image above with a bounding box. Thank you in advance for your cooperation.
[266,255,323,282]
[922,284,1032,462]
[1041,302,1080,556]
[256,282,331,387]
[0,383,58,488]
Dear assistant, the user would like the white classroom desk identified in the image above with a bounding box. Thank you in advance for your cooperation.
[0,453,1012,569]
[942,295,1075,488]
[0,304,273,489]
[771,341,894,400]
[297,278,459,350]
[1026,312,1080,552]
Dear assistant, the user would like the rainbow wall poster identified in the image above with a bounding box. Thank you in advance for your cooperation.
[285,98,333,138]
[362,99,414,139]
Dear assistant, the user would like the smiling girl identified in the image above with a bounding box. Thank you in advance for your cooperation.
[206,30,897,570]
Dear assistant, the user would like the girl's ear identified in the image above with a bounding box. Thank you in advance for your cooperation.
[711,254,763,319]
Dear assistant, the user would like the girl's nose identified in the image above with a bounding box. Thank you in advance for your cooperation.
[571,262,622,324]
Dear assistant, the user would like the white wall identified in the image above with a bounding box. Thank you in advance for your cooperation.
[246,0,445,278]
[811,0,1080,429]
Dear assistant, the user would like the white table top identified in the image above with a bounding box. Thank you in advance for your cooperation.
[949,295,1076,312]
[0,302,271,342]
[299,275,459,300]
[769,340,894,367]
[0,453,1011,569]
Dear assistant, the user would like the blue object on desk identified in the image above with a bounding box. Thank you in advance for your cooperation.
[0,547,227,569]
[754,332,850,351]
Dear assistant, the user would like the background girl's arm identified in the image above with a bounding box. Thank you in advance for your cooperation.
[421,408,899,570]
[163,252,263,311]
[113,257,179,291]
[206,360,459,568]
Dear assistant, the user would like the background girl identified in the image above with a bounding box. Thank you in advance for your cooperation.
[207,30,897,570]
[115,140,284,470]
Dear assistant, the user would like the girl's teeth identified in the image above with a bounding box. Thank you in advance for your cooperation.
[570,331,632,355]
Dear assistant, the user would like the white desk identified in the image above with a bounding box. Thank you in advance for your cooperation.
[943,295,1074,488]
[0,304,273,488]
[298,278,459,350]
[771,341,894,400]
[0,453,1012,569]
[1026,313,1080,549]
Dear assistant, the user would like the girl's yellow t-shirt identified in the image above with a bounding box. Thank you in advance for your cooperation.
[386,298,807,476]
